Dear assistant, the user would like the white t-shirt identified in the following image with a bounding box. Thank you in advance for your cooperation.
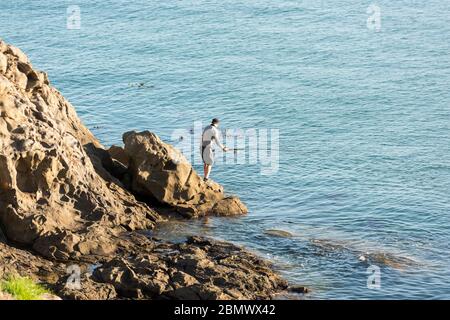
[201,124,224,149]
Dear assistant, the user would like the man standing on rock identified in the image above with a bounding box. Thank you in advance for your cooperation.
[201,118,229,181]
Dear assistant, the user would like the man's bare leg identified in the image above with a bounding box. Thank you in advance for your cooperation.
[204,164,212,180]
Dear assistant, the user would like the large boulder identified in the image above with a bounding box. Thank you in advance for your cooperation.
[0,38,161,260]
[93,236,288,300]
[121,131,248,217]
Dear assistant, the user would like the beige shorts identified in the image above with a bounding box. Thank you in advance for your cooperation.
[201,144,214,165]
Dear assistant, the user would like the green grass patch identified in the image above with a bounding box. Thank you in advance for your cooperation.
[1,275,50,300]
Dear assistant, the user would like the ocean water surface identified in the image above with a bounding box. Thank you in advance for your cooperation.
[1,0,449,299]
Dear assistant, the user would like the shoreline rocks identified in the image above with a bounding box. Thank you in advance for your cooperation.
[116,130,248,218]
[0,37,161,260]
[0,37,288,300]
[93,236,287,300]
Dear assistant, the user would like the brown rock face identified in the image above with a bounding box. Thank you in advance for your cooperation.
[93,236,288,300]
[122,131,248,217]
[0,38,160,260]
[0,38,287,300]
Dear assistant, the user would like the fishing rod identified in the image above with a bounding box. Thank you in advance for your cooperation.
[229,148,276,151]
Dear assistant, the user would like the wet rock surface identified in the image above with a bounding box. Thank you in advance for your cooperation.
[0,38,286,300]
[94,236,287,300]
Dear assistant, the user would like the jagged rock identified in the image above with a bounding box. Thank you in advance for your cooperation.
[0,53,7,74]
[40,293,63,300]
[93,236,288,300]
[264,229,294,238]
[0,38,161,260]
[363,252,417,270]
[0,39,7,52]
[0,39,287,300]
[1,242,54,277]
[122,131,248,217]
[0,241,65,291]
[0,241,118,300]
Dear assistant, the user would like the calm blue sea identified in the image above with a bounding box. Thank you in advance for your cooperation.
[1,0,449,299]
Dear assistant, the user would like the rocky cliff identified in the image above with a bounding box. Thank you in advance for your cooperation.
[0,38,160,261]
[0,38,288,300]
